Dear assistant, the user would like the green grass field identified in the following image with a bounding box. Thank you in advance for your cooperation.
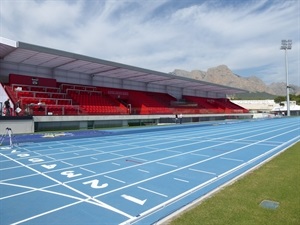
[166,142,300,225]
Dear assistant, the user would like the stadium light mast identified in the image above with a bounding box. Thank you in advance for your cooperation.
[280,39,292,116]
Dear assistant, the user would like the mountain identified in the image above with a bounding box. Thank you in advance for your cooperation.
[170,65,300,96]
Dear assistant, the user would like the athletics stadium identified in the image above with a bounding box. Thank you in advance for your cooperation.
[0,37,299,225]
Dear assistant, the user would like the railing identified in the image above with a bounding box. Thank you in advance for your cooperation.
[24,104,81,116]
[12,84,61,93]
[20,97,72,105]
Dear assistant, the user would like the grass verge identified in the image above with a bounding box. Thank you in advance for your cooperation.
[166,142,300,225]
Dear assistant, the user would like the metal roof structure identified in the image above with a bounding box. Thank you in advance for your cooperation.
[0,37,247,94]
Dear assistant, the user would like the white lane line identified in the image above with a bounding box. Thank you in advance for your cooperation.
[110,152,124,157]
[12,196,134,225]
[138,169,150,173]
[73,153,80,156]
[132,157,148,162]
[0,182,79,201]
[0,186,36,200]
[46,156,56,160]
[61,161,73,166]
[11,200,86,225]
[91,157,98,160]
[94,150,105,153]
[104,175,126,184]
[1,173,39,183]
[138,186,168,198]
[220,157,244,162]
[80,167,96,174]
[112,162,121,166]
[174,178,189,183]
[156,162,178,168]
[188,168,217,176]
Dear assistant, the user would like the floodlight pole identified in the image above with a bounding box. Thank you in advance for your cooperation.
[280,40,292,116]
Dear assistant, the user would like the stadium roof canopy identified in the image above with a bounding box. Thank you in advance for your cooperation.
[0,37,247,95]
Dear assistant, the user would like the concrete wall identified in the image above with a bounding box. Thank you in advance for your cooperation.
[0,119,34,134]
[1,113,253,134]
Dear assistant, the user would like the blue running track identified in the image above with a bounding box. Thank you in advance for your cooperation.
[0,117,299,225]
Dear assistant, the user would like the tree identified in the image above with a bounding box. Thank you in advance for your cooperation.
[274,95,300,105]
[274,96,286,103]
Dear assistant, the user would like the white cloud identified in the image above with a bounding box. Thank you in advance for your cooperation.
[0,0,299,86]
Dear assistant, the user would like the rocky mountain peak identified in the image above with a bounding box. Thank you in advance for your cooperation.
[171,65,300,96]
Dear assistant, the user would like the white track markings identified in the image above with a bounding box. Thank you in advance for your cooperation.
[120,134,300,225]
[0,153,135,223]
[174,178,189,183]
[138,186,168,198]
[93,125,299,198]
[104,175,126,184]
[0,118,298,224]
[189,168,217,176]
[220,157,244,162]
[61,161,73,166]
[138,169,150,173]
[0,119,295,173]
[11,200,86,225]
[80,167,96,174]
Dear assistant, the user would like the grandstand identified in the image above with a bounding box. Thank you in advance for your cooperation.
[0,37,251,133]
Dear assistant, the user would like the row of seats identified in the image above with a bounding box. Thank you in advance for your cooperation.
[215,98,248,113]
[184,96,247,114]
[68,89,128,115]
[16,90,67,99]
[6,81,248,116]
[126,91,173,114]
[61,84,175,114]
[5,83,77,116]
[60,83,222,115]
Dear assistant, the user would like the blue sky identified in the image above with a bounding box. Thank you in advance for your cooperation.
[0,0,299,85]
